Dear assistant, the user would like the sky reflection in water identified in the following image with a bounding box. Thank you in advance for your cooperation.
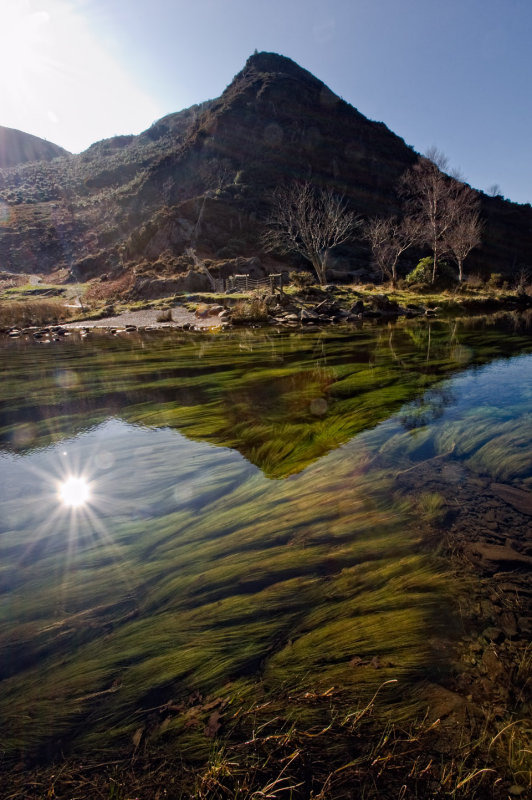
[0,319,530,758]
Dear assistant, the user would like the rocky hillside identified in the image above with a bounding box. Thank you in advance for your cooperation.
[0,52,530,284]
[0,125,68,169]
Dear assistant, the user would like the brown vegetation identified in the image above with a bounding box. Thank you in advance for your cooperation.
[230,296,269,323]
[155,307,173,322]
[0,299,71,328]
[83,272,135,304]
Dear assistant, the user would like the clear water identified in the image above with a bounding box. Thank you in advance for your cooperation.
[0,315,530,760]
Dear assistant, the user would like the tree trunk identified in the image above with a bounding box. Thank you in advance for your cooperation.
[313,257,326,285]
[458,258,463,282]
[431,241,438,283]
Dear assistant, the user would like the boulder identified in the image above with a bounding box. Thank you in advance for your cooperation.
[368,293,399,312]
[464,541,532,572]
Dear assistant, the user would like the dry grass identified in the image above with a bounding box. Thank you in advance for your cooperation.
[231,297,269,324]
[3,694,529,799]
[0,299,72,328]
[156,308,173,322]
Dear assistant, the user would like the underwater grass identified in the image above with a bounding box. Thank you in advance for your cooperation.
[0,315,531,785]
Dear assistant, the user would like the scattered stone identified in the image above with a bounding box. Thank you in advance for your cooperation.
[508,785,527,796]
[481,646,505,676]
[369,293,398,312]
[517,616,532,634]
[482,626,504,643]
[424,683,468,721]
[204,710,222,738]
[463,541,532,572]
[491,483,532,516]
[499,611,518,638]
[313,299,333,314]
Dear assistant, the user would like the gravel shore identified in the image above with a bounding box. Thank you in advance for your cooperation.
[63,305,220,330]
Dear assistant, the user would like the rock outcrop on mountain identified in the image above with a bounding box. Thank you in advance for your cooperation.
[0,52,530,283]
[0,125,69,168]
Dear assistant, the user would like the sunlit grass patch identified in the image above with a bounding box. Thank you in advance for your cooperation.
[0,298,72,327]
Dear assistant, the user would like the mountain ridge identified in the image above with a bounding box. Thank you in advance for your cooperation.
[0,52,530,284]
[0,124,69,169]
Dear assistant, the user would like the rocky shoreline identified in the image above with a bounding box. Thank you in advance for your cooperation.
[396,457,532,754]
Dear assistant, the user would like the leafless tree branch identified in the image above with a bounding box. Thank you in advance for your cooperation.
[263,181,360,284]
[444,211,482,282]
[364,216,420,286]
[399,150,481,283]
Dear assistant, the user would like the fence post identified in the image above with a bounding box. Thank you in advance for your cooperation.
[245,275,249,292]
[279,273,284,296]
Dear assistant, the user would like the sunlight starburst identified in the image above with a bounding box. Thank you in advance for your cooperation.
[58,475,90,508]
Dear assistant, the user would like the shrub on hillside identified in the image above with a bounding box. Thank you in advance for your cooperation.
[487,272,503,289]
[291,270,315,289]
[405,257,457,288]
[464,273,484,289]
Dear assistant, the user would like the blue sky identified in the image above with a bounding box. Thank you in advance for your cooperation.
[1,0,530,204]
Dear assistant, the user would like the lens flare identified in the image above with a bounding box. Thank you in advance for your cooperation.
[58,476,90,508]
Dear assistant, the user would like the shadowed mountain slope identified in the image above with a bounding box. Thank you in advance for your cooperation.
[0,52,530,281]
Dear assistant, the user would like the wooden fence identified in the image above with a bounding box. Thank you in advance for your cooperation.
[224,273,285,293]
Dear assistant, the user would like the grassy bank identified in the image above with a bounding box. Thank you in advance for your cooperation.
[2,271,531,330]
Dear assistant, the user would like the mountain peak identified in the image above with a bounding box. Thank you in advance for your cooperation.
[0,54,530,284]
[242,51,324,85]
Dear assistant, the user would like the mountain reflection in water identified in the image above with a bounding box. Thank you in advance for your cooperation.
[0,315,530,763]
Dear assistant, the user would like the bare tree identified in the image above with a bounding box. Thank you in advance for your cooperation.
[364,215,420,287]
[263,181,360,285]
[444,211,482,282]
[399,148,479,283]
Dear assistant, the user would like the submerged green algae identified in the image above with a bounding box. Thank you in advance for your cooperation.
[0,314,531,763]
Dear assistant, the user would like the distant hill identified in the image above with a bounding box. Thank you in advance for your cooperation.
[0,53,530,283]
[0,125,69,168]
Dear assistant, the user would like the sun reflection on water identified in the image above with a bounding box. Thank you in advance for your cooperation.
[58,475,91,508]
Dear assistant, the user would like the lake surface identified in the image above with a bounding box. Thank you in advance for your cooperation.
[0,315,531,770]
